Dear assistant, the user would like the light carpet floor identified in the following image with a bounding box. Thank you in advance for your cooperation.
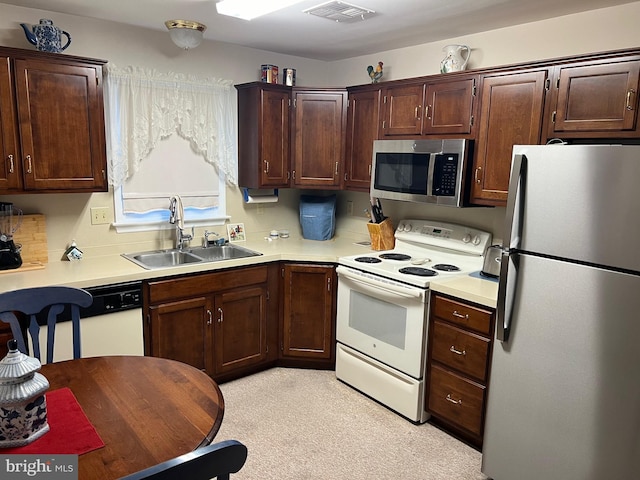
[216,367,488,480]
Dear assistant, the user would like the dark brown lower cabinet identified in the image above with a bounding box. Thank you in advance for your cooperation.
[280,263,336,368]
[143,262,338,380]
[213,285,268,375]
[426,293,495,449]
[144,264,278,382]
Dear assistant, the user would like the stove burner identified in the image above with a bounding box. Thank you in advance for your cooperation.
[379,253,411,261]
[398,267,438,277]
[354,256,382,264]
[432,264,461,272]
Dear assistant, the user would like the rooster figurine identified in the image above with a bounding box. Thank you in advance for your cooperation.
[367,61,384,83]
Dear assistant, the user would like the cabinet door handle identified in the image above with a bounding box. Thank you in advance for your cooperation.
[7,154,14,174]
[446,394,462,405]
[626,89,636,111]
[452,310,469,320]
[414,105,421,119]
[217,307,223,323]
[264,160,270,173]
[335,162,339,175]
[449,345,466,356]
[368,164,372,176]
[426,105,432,119]
[25,154,32,174]
[474,167,482,184]
[206,309,213,325]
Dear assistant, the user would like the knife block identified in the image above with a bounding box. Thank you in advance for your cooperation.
[366,218,395,251]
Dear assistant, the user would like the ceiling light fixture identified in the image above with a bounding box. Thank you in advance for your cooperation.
[216,0,305,21]
[165,20,207,50]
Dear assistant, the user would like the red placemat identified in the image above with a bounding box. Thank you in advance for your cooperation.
[1,387,105,455]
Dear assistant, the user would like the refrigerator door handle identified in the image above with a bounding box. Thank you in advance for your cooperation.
[503,153,526,251]
[496,152,526,342]
[496,250,518,342]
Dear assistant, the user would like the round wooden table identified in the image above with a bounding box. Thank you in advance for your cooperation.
[40,355,225,480]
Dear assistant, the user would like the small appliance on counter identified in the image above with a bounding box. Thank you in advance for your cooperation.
[0,202,23,270]
[299,195,336,241]
[481,244,502,278]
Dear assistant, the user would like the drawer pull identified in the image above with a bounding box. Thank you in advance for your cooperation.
[446,394,462,405]
[449,345,466,356]
[452,310,469,320]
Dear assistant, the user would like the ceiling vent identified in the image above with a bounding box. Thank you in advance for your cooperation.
[303,1,376,23]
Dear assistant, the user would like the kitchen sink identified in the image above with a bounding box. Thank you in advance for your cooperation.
[185,245,262,262]
[122,244,262,270]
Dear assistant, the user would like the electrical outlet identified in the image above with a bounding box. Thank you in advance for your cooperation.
[90,207,110,225]
[347,200,353,216]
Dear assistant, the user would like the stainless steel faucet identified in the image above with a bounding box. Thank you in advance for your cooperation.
[169,195,193,250]
[203,230,224,247]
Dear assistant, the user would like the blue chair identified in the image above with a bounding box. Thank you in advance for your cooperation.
[118,440,248,480]
[0,285,93,363]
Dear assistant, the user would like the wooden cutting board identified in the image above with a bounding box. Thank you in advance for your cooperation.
[0,214,48,273]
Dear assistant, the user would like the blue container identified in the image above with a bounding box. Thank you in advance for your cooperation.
[299,195,336,241]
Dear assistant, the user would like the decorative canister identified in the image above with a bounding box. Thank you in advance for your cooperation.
[261,64,279,84]
[0,340,50,448]
[283,68,296,86]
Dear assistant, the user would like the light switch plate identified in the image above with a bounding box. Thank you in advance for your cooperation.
[90,207,110,225]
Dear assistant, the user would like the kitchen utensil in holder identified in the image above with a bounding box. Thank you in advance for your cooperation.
[366,218,395,251]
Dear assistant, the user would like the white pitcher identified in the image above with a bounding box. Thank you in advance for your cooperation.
[440,44,471,73]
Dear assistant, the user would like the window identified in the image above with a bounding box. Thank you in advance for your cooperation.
[113,134,227,232]
[105,64,237,232]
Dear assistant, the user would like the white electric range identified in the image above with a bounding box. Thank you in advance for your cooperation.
[335,219,491,423]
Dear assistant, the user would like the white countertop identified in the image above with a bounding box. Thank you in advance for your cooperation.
[0,234,498,308]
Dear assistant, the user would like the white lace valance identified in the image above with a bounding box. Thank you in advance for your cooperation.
[104,64,238,188]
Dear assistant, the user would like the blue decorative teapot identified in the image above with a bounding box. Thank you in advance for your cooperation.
[20,19,71,53]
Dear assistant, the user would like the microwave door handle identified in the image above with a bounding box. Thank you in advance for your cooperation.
[426,153,435,196]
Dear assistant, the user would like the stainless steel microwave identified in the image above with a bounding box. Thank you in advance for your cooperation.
[370,139,470,207]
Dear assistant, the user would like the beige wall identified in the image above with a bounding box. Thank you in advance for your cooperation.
[1,2,639,259]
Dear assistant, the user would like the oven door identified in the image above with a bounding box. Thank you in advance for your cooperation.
[336,265,428,379]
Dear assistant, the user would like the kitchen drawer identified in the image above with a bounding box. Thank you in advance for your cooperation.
[432,295,492,335]
[431,320,490,382]
[428,364,485,436]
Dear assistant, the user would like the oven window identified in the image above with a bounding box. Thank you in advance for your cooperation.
[349,290,406,349]
[373,153,429,195]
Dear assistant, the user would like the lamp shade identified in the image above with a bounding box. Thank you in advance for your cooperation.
[165,20,207,50]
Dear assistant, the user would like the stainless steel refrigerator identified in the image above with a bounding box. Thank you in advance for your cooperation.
[482,144,640,480]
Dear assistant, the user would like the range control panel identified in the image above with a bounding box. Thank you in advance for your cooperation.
[394,219,492,256]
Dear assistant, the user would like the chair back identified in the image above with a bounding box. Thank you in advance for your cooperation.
[0,285,93,363]
[118,440,248,480]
